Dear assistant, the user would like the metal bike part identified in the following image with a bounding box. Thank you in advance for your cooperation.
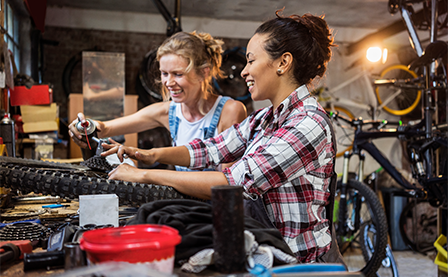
[400,6,423,57]
[338,152,351,237]
[357,154,365,182]
[411,148,425,177]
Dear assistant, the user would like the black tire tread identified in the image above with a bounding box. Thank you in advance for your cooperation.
[0,157,193,206]
[337,179,388,277]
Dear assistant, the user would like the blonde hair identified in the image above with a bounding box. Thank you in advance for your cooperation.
[157,31,224,115]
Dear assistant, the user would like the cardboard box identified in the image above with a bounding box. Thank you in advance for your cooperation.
[21,103,59,133]
[10,85,52,106]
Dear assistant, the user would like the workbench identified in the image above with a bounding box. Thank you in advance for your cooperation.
[1,194,362,277]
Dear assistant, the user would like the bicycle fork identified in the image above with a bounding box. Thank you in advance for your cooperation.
[338,151,366,236]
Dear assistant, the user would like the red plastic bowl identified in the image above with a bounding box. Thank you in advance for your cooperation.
[80,224,181,273]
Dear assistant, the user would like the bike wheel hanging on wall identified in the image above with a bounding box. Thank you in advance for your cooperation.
[375,64,421,117]
[135,49,164,107]
[213,47,252,110]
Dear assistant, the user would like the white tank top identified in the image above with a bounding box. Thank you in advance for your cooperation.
[174,96,223,146]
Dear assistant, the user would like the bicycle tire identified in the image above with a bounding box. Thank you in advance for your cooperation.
[0,156,193,206]
[136,49,164,107]
[334,179,388,277]
[360,224,399,277]
[325,106,355,158]
[375,65,422,116]
[398,199,438,253]
[213,47,252,106]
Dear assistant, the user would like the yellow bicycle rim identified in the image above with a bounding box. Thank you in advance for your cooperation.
[375,64,422,116]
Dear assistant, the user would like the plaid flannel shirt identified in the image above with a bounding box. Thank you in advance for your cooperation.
[186,85,334,262]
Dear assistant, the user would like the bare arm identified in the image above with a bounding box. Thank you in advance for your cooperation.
[103,143,229,199]
[99,101,169,137]
[68,101,170,148]
[101,142,191,166]
[108,165,229,199]
[217,99,247,133]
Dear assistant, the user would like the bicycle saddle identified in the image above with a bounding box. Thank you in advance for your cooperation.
[409,40,447,70]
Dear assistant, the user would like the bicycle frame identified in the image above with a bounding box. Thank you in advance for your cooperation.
[323,70,377,115]
[335,112,447,205]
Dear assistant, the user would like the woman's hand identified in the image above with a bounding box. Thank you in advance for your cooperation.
[68,113,101,148]
[108,163,145,183]
[101,138,155,164]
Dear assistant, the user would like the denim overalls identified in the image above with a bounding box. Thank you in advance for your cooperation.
[168,96,230,171]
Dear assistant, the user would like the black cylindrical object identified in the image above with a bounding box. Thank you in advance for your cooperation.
[0,115,15,157]
[76,118,98,160]
[64,242,86,270]
[211,185,245,273]
[23,250,65,271]
[0,243,20,265]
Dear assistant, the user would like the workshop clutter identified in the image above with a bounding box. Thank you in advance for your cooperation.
[10,84,53,106]
[0,240,33,264]
[20,103,59,133]
[434,235,447,272]
[80,224,181,273]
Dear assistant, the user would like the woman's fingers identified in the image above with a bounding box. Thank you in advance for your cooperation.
[101,144,121,157]
[69,130,87,148]
[77,113,86,123]
[68,118,86,148]
[101,143,135,163]
[108,163,142,182]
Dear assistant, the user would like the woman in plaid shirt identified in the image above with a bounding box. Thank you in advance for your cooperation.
[104,10,336,262]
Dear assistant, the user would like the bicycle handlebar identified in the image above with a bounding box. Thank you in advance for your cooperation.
[329,111,446,140]
[328,111,402,129]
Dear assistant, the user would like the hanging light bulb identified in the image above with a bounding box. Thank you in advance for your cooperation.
[366,47,382,63]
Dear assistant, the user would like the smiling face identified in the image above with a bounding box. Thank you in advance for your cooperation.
[241,33,280,103]
[159,54,203,104]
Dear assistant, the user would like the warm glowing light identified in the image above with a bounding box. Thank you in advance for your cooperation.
[382,48,388,64]
[366,47,382,62]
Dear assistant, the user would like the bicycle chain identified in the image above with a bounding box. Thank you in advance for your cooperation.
[80,156,115,172]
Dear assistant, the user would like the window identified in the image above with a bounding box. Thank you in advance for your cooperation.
[4,1,20,73]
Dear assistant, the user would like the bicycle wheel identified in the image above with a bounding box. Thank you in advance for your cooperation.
[136,49,164,107]
[399,199,438,253]
[0,156,193,206]
[361,224,399,277]
[325,106,355,158]
[214,47,251,105]
[334,179,388,277]
[375,65,421,116]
